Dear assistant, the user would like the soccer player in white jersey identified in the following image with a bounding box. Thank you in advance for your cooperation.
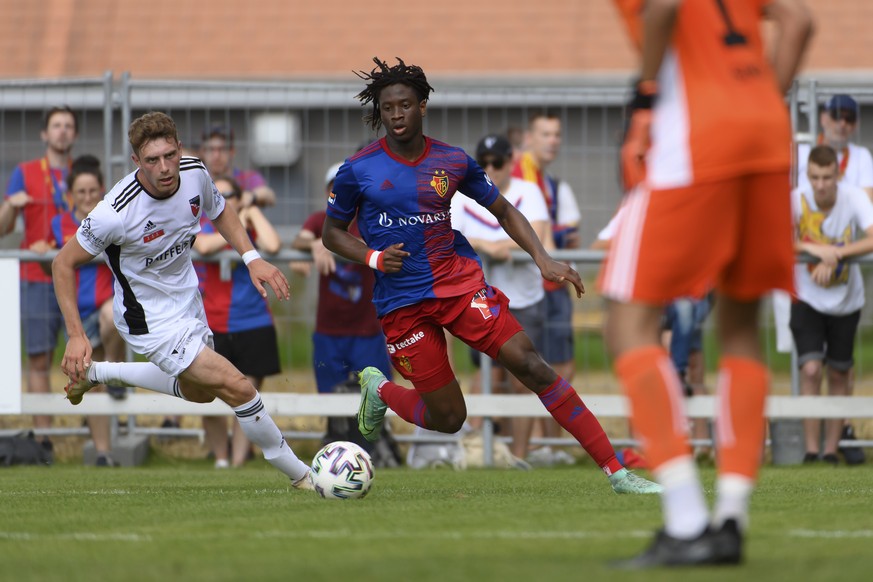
[52,112,313,489]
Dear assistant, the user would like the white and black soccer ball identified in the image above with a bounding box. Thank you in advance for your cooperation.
[310,441,375,500]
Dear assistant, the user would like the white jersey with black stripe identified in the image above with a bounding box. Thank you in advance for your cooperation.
[76,156,225,336]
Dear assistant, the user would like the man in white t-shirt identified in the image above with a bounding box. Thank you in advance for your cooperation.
[452,134,558,465]
[52,112,314,489]
[790,145,873,465]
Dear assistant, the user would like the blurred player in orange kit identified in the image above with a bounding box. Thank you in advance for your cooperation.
[602,0,813,567]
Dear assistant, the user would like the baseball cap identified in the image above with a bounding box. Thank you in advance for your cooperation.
[825,94,859,115]
[475,134,513,160]
[324,162,343,187]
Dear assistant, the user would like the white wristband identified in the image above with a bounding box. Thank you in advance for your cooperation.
[367,250,383,270]
[242,250,262,266]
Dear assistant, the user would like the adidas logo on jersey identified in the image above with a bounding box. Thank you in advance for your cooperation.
[143,220,157,233]
[380,179,394,190]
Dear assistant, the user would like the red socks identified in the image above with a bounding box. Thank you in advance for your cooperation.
[538,376,623,475]
[379,381,429,429]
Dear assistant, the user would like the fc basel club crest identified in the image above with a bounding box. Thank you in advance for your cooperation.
[189,195,201,217]
[429,170,449,197]
[398,355,413,374]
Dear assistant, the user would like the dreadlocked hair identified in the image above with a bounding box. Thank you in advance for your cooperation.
[355,57,434,131]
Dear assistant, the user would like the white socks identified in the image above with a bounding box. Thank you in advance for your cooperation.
[713,473,753,530]
[90,361,182,398]
[655,455,709,539]
[655,458,754,538]
[233,395,309,482]
[90,362,310,482]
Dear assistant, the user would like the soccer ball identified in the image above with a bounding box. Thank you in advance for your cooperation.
[310,441,375,500]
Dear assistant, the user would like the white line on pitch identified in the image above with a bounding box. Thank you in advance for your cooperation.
[0,532,151,542]
[790,529,873,539]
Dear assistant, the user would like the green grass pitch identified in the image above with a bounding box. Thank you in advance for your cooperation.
[1,462,871,581]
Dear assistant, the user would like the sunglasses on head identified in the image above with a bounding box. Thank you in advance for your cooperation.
[478,157,507,170]
[830,109,857,124]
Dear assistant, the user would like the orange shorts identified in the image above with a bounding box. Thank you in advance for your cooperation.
[598,172,794,304]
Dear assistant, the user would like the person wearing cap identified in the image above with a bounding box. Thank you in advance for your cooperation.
[200,123,276,207]
[290,162,392,395]
[193,174,283,468]
[452,134,575,467]
[798,94,873,200]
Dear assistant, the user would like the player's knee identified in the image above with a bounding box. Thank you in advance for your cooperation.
[220,374,258,407]
[434,412,466,434]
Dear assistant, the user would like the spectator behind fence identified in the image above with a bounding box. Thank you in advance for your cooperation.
[790,145,873,465]
[323,56,659,494]
[194,175,282,469]
[512,111,582,458]
[451,133,573,468]
[54,111,314,490]
[200,123,276,207]
[603,0,812,567]
[290,162,392,396]
[794,93,871,464]
[50,155,126,466]
[0,106,79,459]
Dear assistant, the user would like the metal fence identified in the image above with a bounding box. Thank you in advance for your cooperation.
[3,74,873,458]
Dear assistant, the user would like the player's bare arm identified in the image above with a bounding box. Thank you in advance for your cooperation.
[322,214,409,274]
[212,203,290,301]
[52,236,98,381]
[764,0,814,94]
[487,195,585,297]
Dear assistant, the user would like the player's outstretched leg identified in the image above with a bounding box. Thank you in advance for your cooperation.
[499,334,661,493]
[230,393,312,486]
[358,366,389,441]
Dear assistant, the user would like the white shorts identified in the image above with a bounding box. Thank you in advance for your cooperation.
[119,295,215,378]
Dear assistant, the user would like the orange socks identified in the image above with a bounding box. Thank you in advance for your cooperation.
[615,346,691,470]
[715,356,769,480]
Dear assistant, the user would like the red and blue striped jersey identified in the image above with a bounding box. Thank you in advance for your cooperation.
[52,211,113,319]
[196,216,273,333]
[7,159,68,283]
[327,137,499,317]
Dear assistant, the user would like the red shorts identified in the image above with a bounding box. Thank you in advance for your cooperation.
[598,172,795,303]
[380,286,523,392]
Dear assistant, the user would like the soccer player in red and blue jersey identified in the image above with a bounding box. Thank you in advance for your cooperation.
[323,57,660,493]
